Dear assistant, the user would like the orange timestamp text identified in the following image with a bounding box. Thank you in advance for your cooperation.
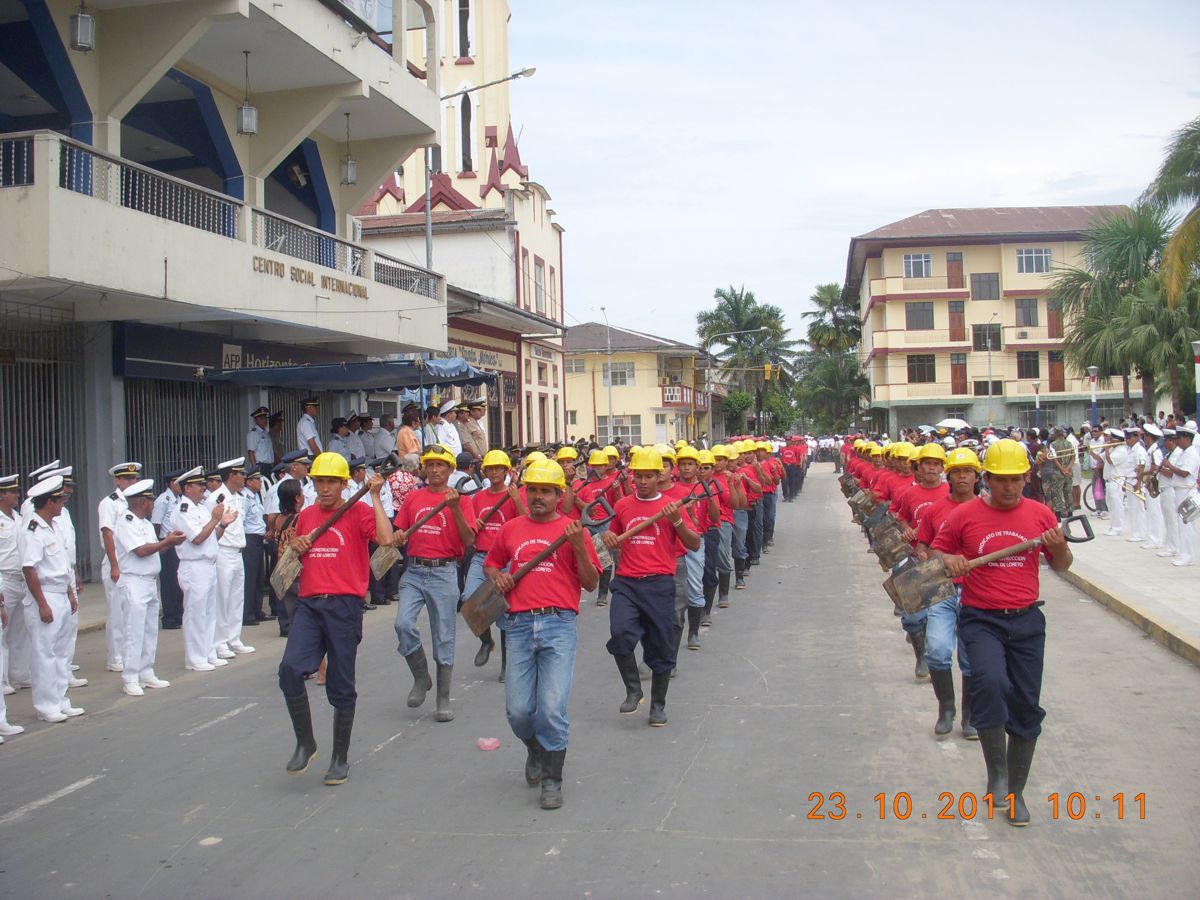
[806,791,1146,822]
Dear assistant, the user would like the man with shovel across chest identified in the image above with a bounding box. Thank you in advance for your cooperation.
[931,438,1072,827]
[484,459,600,810]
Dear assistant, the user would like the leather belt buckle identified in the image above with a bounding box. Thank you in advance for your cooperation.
[527,606,557,616]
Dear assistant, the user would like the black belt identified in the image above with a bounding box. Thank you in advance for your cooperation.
[408,556,456,567]
[520,606,570,616]
[975,601,1044,617]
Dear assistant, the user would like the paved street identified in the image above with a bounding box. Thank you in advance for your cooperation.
[2,465,1199,898]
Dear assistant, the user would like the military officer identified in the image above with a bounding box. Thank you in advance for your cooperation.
[175,467,231,671]
[297,397,323,455]
[345,411,368,460]
[247,406,275,475]
[151,469,185,629]
[207,458,254,659]
[435,399,464,456]
[242,469,268,624]
[0,473,27,736]
[464,399,489,459]
[98,462,143,673]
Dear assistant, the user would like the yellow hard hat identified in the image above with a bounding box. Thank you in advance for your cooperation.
[869,444,884,457]
[603,445,620,460]
[654,442,676,462]
[675,445,700,463]
[697,449,716,465]
[674,439,689,450]
[982,438,1030,476]
[916,443,948,463]
[756,440,771,452]
[481,449,512,470]
[587,449,610,466]
[853,438,865,449]
[522,458,566,490]
[421,444,456,466]
[525,450,548,465]
[556,446,579,462]
[727,443,741,460]
[629,448,664,472]
[309,452,350,479]
[945,448,981,472]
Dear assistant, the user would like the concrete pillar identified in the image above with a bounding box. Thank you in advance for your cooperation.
[81,323,125,578]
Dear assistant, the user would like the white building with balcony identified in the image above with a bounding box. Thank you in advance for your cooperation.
[0,0,444,574]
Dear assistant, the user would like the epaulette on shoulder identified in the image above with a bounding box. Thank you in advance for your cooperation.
[27,519,38,531]
[125,513,133,521]
[179,502,189,512]
[109,491,120,500]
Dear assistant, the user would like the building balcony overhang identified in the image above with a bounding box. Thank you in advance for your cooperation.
[447,285,563,338]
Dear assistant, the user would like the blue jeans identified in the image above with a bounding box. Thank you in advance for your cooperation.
[394,563,460,667]
[503,609,577,751]
[716,521,733,573]
[684,544,705,608]
[924,587,970,675]
[732,509,748,560]
[463,553,487,600]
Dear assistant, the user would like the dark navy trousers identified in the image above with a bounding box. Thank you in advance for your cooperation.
[959,604,1046,740]
[278,595,364,710]
[606,574,677,674]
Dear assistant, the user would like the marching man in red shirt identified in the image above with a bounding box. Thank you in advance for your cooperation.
[484,459,600,809]
[279,452,393,785]
[603,448,701,727]
[931,439,1073,825]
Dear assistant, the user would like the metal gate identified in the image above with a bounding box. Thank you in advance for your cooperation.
[125,378,244,477]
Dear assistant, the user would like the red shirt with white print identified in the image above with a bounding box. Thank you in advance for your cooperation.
[484,514,601,613]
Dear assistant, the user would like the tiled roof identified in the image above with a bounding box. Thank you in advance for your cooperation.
[359,208,509,232]
[857,206,1128,240]
[565,322,699,354]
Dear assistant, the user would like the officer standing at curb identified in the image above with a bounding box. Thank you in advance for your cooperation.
[98,462,143,673]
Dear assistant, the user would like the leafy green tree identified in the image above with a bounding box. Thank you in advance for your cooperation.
[801,282,861,353]
[794,350,869,432]
[1144,115,1200,309]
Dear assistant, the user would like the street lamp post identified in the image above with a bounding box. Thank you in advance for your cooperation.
[1032,381,1041,429]
[1192,341,1200,419]
[703,327,769,434]
[601,306,614,445]
[1087,365,1099,425]
[424,67,536,270]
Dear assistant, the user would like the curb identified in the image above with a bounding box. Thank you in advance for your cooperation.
[1056,569,1200,670]
[78,621,106,636]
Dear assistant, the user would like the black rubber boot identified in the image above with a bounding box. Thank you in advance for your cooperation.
[434,664,454,722]
[960,674,978,740]
[540,748,566,809]
[929,668,956,737]
[285,694,318,775]
[475,629,494,667]
[596,568,611,607]
[911,628,930,680]
[323,707,354,785]
[615,654,644,713]
[686,606,703,650]
[734,557,746,590]
[670,619,683,678]
[648,671,670,726]
[977,726,1010,808]
[700,582,716,627]
[717,572,731,607]
[522,737,544,787]
[499,630,507,683]
[404,649,433,708]
[1006,733,1037,826]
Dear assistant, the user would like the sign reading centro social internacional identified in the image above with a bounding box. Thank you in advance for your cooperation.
[252,256,369,300]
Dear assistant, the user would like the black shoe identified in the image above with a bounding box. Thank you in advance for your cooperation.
[279,628,290,638]
[161,622,181,630]
[648,671,670,726]
[540,748,566,809]
[717,573,731,607]
[362,602,377,611]
[522,737,544,787]
[475,629,494,667]
[374,597,391,605]
[1006,734,1037,826]
[434,664,454,722]
[285,694,318,775]
[404,649,433,708]
[595,593,608,607]
[323,707,354,785]
[615,654,643,713]
[242,619,260,627]
[929,668,956,737]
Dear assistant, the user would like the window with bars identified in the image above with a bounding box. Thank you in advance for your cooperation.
[973,380,1003,396]
[971,272,1000,300]
[906,354,936,383]
[1016,248,1052,274]
[1015,298,1039,326]
[904,253,933,278]
[972,324,1002,351]
[1017,351,1040,379]
[905,301,934,331]
[597,415,642,445]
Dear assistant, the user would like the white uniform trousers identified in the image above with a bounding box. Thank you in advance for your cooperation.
[1144,488,1165,549]
[1126,480,1147,540]
[214,546,246,653]
[180,559,218,668]
[2,571,31,685]
[1178,490,1197,566]
[120,574,161,686]
[0,597,9,726]
[1159,485,1179,555]
[1105,477,1125,534]
[24,591,72,719]
[102,556,126,668]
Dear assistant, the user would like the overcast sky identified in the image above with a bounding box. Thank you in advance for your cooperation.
[499,0,1200,345]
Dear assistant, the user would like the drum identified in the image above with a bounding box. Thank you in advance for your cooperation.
[1178,492,1200,525]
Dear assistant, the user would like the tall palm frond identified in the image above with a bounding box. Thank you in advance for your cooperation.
[1143,115,1200,308]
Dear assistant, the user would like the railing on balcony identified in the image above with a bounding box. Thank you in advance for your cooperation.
[59,139,241,239]
[661,385,709,409]
[0,136,33,187]
[251,209,363,276]
[373,250,440,300]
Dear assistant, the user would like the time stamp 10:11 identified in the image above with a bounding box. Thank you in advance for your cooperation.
[807,792,1147,822]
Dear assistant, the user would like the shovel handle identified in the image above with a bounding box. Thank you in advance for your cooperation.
[298,462,395,546]
[614,495,698,546]
[402,495,453,540]
[965,537,1043,570]
[477,489,512,526]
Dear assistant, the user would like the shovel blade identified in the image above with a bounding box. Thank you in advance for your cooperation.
[270,548,301,599]
[592,533,613,571]
[461,582,510,637]
[370,544,401,581]
[889,559,957,614]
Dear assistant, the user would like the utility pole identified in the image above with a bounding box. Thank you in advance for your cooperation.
[601,306,614,445]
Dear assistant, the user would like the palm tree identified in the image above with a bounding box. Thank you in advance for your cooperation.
[697,286,801,430]
[801,282,860,353]
[1124,274,1200,412]
[1144,115,1200,309]
[795,350,869,431]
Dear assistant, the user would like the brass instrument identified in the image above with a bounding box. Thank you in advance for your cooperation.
[1047,440,1122,461]
[1121,482,1148,506]
[1146,474,1160,498]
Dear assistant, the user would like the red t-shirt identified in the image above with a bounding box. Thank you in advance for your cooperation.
[473,490,518,553]
[735,465,763,502]
[394,487,475,559]
[895,482,949,533]
[484,514,601,613]
[930,496,1058,610]
[781,446,801,465]
[711,473,734,524]
[612,493,685,577]
[915,494,973,584]
[296,501,378,598]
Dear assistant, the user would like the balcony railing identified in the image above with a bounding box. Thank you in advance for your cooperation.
[662,385,709,409]
[252,209,362,276]
[374,251,440,300]
[0,136,33,187]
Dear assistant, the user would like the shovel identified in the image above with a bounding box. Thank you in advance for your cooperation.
[368,475,485,580]
[884,515,1094,615]
[598,479,714,560]
[460,527,576,636]
[581,495,617,570]
[871,517,915,571]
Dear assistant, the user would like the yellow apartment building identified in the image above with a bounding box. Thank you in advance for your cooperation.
[564,323,723,446]
[844,207,1129,434]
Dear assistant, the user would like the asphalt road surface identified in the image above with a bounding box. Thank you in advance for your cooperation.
[2,465,1198,898]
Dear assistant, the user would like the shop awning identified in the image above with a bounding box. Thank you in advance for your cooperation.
[205,357,496,391]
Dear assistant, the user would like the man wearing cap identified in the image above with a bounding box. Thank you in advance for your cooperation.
[328,418,352,463]
[347,413,369,461]
[39,467,85,687]
[1099,428,1134,537]
[176,467,233,671]
[435,399,464,456]
[242,469,269,625]
[374,415,398,459]
[297,398,323,456]
[463,399,489,460]
[393,443,476,721]
[98,462,143,673]
[152,470,185,629]
[1139,424,1166,550]
[0,473,28,736]
[452,406,473,458]
[1154,429,1181,558]
[1159,421,1198,567]
[19,476,84,722]
[247,406,275,475]
[207,459,254,660]
[115,479,185,696]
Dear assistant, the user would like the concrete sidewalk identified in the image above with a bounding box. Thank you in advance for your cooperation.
[1055,510,1200,668]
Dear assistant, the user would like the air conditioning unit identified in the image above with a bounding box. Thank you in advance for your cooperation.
[658,377,671,387]
[669,374,682,385]
[1017,330,1029,339]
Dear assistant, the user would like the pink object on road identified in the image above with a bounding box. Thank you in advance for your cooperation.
[476,737,501,751]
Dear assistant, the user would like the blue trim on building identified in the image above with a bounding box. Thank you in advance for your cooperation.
[21,0,91,142]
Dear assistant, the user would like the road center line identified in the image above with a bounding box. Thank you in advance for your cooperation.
[0,775,106,826]
[180,702,258,737]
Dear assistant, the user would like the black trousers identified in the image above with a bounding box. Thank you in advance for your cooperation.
[746,502,760,560]
[159,545,183,627]
[702,526,719,594]
[959,604,1047,740]
[606,574,676,673]
[278,595,363,709]
[242,534,265,623]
